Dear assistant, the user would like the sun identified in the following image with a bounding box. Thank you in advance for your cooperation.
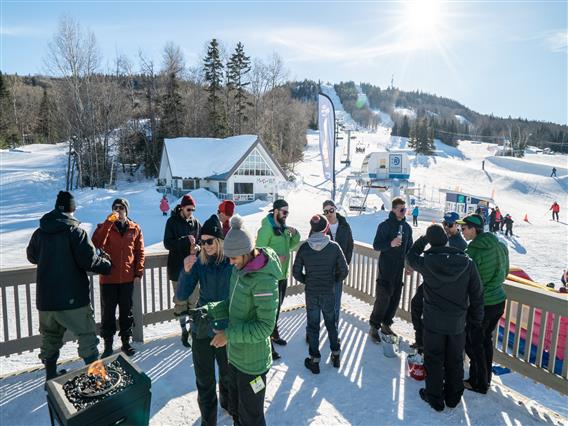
[401,0,446,45]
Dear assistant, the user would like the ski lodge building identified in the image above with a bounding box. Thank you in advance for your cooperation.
[157,135,287,202]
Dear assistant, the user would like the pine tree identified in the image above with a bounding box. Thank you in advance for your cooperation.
[37,88,54,143]
[0,72,18,148]
[227,42,252,134]
[408,120,418,150]
[391,120,399,137]
[400,115,410,138]
[203,39,228,137]
[161,73,185,138]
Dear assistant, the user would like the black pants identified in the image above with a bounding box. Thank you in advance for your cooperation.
[411,284,424,346]
[227,363,267,426]
[192,335,230,426]
[306,292,340,360]
[413,216,418,226]
[553,211,559,221]
[272,279,287,336]
[465,301,505,391]
[370,277,403,328]
[505,227,513,237]
[424,329,466,407]
[100,283,134,339]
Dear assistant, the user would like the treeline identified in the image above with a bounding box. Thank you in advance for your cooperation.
[334,81,568,155]
[0,17,313,189]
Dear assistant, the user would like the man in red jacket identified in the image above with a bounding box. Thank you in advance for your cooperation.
[92,198,145,357]
[550,201,560,222]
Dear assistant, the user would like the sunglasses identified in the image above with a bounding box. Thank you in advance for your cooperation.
[443,222,455,228]
[184,207,195,212]
[279,209,289,216]
[113,205,125,211]
[323,208,336,214]
[200,238,216,246]
[398,207,406,213]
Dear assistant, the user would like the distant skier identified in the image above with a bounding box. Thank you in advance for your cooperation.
[503,214,514,237]
[488,208,496,232]
[551,167,557,177]
[160,195,170,216]
[550,201,560,222]
[412,206,419,227]
[482,160,485,171]
[493,207,502,233]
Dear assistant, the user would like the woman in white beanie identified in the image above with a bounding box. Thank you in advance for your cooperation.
[207,215,282,426]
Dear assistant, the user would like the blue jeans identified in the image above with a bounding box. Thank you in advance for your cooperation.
[334,281,343,329]
[306,292,340,360]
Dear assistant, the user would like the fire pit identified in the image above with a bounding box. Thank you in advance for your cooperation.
[46,354,151,426]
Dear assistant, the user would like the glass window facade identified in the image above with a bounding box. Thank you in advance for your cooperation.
[234,149,274,176]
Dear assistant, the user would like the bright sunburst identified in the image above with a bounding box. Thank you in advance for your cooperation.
[400,0,447,47]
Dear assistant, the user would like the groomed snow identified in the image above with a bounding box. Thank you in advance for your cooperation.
[164,135,257,178]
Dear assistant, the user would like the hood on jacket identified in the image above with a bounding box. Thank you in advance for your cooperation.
[469,231,500,250]
[39,209,79,234]
[266,213,287,232]
[335,213,348,226]
[307,232,331,251]
[388,211,406,224]
[240,247,282,280]
[422,246,471,287]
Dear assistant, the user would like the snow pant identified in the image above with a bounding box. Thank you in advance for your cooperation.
[465,301,505,391]
[334,281,343,329]
[505,226,513,237]
[411,284,424,346]
[552,211,559,221]
[369,275,404,328]
[423,329,466,407]
[272,279,288,338]
[100,282,134,339]
[192,334,231,426]
[227,363,267,426]
[39,305,99,361]
[413,216,418,226]
[306,292,340,360]
[171,280,200,329]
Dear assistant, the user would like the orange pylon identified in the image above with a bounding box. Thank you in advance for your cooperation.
[523,213,529,222]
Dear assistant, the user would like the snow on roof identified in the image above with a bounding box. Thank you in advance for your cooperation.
[165,135,258,178]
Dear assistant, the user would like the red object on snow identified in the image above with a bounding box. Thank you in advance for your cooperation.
[407,354,426,381]
[509,266,533,281]
[551,202,560,213]
[160,197,170,213]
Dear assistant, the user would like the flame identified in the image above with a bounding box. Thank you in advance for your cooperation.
[87,360,108,387]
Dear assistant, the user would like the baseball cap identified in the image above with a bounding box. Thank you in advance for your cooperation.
[443,212,460,224]
[456,214,484,228]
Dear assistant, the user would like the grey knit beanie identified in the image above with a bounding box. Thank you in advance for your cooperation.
[224,215,254,257]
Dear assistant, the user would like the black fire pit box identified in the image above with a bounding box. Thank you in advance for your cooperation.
[46,353,151,426]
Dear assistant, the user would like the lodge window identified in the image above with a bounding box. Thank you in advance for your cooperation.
[183,179,200,190]
[234,182,253,194]
[219,182,227,194]
[235,149,274,176]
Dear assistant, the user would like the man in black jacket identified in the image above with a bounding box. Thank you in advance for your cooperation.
[293,214,349,374]
[323,200,354,328]
[26,191,111,384]
[369,197,413,342]
[163,194,202,347]
[407,224,484,412]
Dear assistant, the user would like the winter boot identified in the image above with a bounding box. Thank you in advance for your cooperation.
[420,388,444,412]
[380,323,397,337]
[101,337,114,358]
[331,353,340,368]
[181,329,191,348]
[121,337,136,356]
[369,326,381,344]
[43,354,67,390]
[304,357,320,374]
[271,328,287,346]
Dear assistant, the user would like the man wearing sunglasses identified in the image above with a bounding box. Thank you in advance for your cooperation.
[322,200,353,330]
[256,199,301,358]
[369,197,413,342]
[92,198,145,357]
[164,194,202,347]
[410,212,467,352]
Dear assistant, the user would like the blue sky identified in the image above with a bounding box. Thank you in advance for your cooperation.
[1,1,567,124]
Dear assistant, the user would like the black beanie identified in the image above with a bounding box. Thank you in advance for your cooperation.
[426,224,448,247]
[310,214,329,234]
[112,198,129,215]
[55,191,76,213]
[201,215,225,240]
[272,199,288,211]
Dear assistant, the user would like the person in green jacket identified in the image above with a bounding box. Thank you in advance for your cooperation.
[256,199,301,357]
[208,215,281,426]
[457,213,508,394]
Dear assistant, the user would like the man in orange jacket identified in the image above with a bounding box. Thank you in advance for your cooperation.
[92,198,145,357]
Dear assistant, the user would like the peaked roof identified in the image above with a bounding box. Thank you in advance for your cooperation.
[164,135,258,179]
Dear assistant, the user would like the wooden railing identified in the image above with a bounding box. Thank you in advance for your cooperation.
[1,244,566,395]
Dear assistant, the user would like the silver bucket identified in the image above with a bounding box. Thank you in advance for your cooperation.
[379,330,400,358]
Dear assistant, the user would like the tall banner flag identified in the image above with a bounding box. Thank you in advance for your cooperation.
[318,93,335,180]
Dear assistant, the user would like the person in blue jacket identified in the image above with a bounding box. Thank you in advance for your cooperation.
[177,216,233,425]
[412,206,419,227]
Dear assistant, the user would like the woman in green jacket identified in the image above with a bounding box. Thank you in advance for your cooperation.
[208,215,281,426]
[458,213,508,394]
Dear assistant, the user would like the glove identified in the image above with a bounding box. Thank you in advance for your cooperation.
[106,212,119,223]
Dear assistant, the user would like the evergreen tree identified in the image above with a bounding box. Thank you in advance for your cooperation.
[203,39,227,137]
[408,119,418,150]
[0,72,18,148]
[409,118,435,155]
[391,120,399,137]
[400,115,410,138]
[161,72,185,138]
[37,87,54,143]
[227,42,252,134]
